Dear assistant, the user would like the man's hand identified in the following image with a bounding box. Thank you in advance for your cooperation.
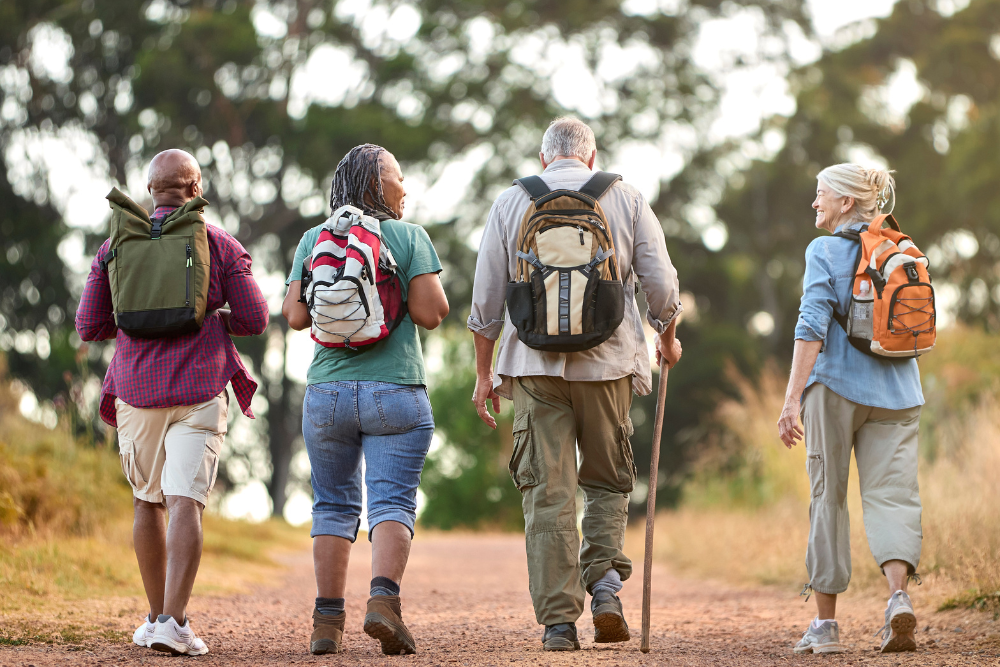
[472,373,501,429]
[777,398,804,449]
[655,331,682,368]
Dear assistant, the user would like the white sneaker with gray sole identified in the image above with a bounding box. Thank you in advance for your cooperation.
[794,619,847,654]
[877,590,917,653]
[132,616,155,647]
[150,615,209,656]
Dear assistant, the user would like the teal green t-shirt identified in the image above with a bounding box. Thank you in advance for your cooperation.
[286,219,442,387]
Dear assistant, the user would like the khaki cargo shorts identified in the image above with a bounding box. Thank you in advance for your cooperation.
[115,391,229,506]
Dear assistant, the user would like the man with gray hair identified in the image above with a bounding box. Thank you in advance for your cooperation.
[468,117,683,650]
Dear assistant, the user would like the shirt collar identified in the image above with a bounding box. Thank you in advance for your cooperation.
[152,204,179,220]
[542,158,591,174]
[834,219,868,234]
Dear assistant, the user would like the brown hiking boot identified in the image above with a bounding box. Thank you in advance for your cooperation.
[364,595,416,655]
[310,609,344,655]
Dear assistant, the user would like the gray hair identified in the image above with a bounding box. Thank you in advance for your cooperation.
[540,117,597,163]
[817,163,896,221]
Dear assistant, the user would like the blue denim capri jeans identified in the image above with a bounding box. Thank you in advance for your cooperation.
[302,381,434,542]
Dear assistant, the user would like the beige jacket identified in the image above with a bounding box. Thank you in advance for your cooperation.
[468,159,682,398]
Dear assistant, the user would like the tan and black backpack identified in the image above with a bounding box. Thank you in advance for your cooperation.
[101,188,211,338]
[504,172,625,352]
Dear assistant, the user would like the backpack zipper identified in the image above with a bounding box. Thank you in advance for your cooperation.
[185,244,192,306]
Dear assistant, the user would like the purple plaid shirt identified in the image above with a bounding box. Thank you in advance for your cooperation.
[76,205,269,427]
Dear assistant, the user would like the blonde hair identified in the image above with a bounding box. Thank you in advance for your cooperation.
[817,163,896,221]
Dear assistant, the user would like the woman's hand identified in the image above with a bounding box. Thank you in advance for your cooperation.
[777,397,804,449]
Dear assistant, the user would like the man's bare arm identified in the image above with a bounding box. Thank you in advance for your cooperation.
[471,332,501,429]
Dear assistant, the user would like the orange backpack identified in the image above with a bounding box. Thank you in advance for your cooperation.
[832,214,936,358]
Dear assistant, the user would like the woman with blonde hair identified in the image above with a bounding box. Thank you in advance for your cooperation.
[777,163,923,654]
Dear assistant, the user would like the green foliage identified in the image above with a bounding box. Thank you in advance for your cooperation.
[708,0,1000,361]
[1,0,811,516]
[420,329,523,530]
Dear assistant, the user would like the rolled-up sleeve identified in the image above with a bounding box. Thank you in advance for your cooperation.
[222,238,269,337]
[631,192,682,333]
[795,238,836,342]
[467,196,510,340]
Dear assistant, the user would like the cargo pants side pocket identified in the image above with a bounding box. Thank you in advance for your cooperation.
[118,437,148,494]
[807,452,825,498]
[508,412,538,492]
[617,417,637,492]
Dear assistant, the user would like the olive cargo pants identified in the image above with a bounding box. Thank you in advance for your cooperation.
[511,375,636,626]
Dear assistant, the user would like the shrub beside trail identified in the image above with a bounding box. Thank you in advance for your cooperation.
[651,327,1000,612]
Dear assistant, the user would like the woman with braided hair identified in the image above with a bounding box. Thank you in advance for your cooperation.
[778,163,924,655]
[282,145,449,656]
[329,143,400,219]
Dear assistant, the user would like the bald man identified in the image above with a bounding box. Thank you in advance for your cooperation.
[77,149,268,656]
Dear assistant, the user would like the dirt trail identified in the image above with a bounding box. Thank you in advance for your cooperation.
[3,533,999,666]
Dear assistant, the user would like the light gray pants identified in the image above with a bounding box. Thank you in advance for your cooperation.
[801,383,922,595]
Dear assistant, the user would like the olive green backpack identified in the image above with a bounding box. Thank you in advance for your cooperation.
[101,188,211,338]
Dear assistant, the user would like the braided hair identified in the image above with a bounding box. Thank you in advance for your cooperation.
[329,143,396,219]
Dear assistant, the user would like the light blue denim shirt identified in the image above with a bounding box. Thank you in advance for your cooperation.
[794,221,924,410]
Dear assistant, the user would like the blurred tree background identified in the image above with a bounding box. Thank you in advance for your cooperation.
[1,0,996,526]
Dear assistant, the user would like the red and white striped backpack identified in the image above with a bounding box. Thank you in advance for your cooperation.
[300,205,407,349]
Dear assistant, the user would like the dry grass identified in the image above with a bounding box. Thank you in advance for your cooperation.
[0,364,310,645]
[653,327,1000,611]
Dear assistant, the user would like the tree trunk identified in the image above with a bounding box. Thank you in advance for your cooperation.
[266,324,297,519]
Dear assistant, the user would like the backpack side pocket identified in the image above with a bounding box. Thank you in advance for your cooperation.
[506,281,535,334]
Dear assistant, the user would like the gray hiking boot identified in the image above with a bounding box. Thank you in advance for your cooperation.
[793,619,846,654]
[542,623,580,651]
[591,590,630,643]
[877,590,917,653]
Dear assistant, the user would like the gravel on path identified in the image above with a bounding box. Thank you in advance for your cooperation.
[2,532,999,666]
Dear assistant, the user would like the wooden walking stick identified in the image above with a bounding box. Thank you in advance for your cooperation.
[640,357,669,653]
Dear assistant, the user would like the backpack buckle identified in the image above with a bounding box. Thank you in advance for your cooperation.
[906,265,919,281]
[99,248,116,272]
[150,220,163,240]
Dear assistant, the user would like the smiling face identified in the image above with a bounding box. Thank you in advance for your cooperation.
[812,179,854,233]
[379,152,406,219]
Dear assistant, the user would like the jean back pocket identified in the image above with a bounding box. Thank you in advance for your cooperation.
[373,386,422,432]
[305,385,338,428]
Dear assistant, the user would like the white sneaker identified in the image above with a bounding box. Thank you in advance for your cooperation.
[132,616,155,647]
[878,590,917,653]
[794,618,847,654]
[150,615,209,656]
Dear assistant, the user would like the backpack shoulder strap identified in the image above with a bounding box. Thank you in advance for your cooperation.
[513,175,550,201]
[827,228,862,334]
[578,171,622,200]
[832,229,861,241]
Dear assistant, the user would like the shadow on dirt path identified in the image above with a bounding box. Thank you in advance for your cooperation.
[2,532,999,665]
